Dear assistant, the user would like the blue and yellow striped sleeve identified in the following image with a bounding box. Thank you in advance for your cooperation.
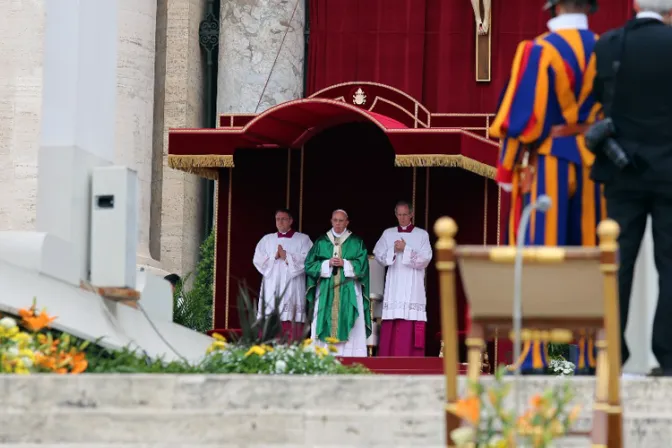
[490,40,551,183]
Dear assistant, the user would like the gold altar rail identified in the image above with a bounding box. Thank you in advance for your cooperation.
[434,217,623,448]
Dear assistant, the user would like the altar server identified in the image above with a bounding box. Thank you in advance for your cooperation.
[373,200,433,356]
[489,0,604,374]
[253,208,312,340]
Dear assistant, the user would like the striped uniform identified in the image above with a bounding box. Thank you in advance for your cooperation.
[490,26,605,373]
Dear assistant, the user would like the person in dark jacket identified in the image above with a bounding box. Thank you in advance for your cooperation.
[592,0,672,375]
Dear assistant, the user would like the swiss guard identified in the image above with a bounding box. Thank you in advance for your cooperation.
[489,0,605,375]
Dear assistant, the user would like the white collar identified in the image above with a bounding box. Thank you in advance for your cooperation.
[547,13,589,32]
[637,11,664,21]
[331,228,347,238]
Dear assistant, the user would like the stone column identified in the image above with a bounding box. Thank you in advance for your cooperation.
[0,0,163,272]
[116,0,160,269]
[217,0,305,114]
[157,0,209,278]
[0,0,45,231]
[623,219,659,374]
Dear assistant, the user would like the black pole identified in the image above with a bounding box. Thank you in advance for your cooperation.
[199,0,220,240]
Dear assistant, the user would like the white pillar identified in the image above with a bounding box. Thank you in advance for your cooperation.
[217,0,305,113]
[116,0,160,268]
[37,0,119,281]
[623,219,659,374]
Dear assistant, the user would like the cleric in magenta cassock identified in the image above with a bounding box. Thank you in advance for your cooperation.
[373,200,433,356]
[253,208,313,340]
[305,209,371,357]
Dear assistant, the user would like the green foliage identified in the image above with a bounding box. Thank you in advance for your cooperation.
[83,342,369,375]
[172,231,215,333]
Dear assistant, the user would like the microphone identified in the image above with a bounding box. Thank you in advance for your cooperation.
[511,194,552,436]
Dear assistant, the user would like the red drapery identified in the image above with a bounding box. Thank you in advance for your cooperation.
[307,0,633,112]
[306,0,632,363]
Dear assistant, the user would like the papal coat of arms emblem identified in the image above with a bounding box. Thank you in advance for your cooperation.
[352,88,367,106]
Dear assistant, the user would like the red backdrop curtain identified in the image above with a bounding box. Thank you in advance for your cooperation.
[307,0,633,112]
[305,0,633,362]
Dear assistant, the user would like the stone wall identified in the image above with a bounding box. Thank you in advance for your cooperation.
[0,375,670,447]
[0,0,45,231]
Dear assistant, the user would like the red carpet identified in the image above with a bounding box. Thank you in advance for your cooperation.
[339,357,473,375]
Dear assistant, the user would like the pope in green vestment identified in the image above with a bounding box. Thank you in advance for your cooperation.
[305,211,371,352]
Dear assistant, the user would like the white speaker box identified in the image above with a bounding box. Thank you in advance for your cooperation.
[90,166,138,288]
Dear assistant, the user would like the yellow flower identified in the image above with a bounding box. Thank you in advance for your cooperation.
[11,332,32,346]
[450,427,475,446]
[212,332,226,342]
[549,418,564,435]
[244,345,266,357]
[302,338,313,346]
[260,344,274,352]
[206,341,227,354]
[325,337,340,344]
[314,346,329,357]
[328,345,338,353]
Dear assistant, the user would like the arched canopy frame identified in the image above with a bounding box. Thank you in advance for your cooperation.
[167,82,500,180]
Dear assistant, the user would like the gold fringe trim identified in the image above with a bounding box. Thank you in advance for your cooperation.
[394,155,495,179]
[168,155,232,180]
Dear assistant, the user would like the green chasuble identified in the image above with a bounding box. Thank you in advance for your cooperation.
[305,231,371,343]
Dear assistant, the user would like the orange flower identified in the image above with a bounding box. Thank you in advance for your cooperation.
[22,310,56,332]
[18,308,34,319]
[529,394,543,408]
[568,404,581,422]
[452,396,481,424]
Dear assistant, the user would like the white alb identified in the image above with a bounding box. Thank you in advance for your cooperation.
[373,226,433,321]
[253,231,313,322]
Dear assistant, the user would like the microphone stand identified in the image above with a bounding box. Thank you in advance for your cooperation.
[512,194,552,444]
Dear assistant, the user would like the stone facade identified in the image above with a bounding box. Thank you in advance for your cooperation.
[218,0,305,113]
[0,0,212,279]
[0,375,671,446]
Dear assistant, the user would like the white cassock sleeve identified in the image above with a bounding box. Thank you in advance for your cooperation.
[373,233,396,266]
[401,232,433,270]
[320,260,332,278]
[343,260,355,278]
[285,236,313,279]
[253,236,274,277]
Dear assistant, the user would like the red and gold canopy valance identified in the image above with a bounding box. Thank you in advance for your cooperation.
[168,82,500,180]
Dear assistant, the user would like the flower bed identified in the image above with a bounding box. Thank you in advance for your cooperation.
[1,301,368,375]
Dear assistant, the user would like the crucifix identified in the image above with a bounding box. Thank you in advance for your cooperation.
[470,0,492,82]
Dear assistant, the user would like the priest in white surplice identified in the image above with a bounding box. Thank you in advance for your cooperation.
[373,200,432,356]
[305,210,371,357]
[253,208,313,341]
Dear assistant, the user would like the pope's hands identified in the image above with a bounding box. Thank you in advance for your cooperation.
[329,257,344,267]
[394,239,406,252]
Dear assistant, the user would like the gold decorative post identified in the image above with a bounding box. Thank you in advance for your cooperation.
[595,219,623,448]
[434,217,460,447]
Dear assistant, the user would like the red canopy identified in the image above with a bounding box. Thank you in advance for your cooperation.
[168,93,499,179]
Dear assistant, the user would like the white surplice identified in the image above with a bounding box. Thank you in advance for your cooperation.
[310,228,368,357]
[373,226,433,321]
[253,231,313,322]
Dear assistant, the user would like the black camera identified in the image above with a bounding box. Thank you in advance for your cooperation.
[584,118,630,169]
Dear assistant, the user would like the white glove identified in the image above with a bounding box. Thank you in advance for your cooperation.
[499,183,513,193]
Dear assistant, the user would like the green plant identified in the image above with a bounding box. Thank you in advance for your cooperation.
[450,366,581,447]
[172,231,215,332]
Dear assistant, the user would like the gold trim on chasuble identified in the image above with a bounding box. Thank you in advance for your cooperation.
[326,230,352,339]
